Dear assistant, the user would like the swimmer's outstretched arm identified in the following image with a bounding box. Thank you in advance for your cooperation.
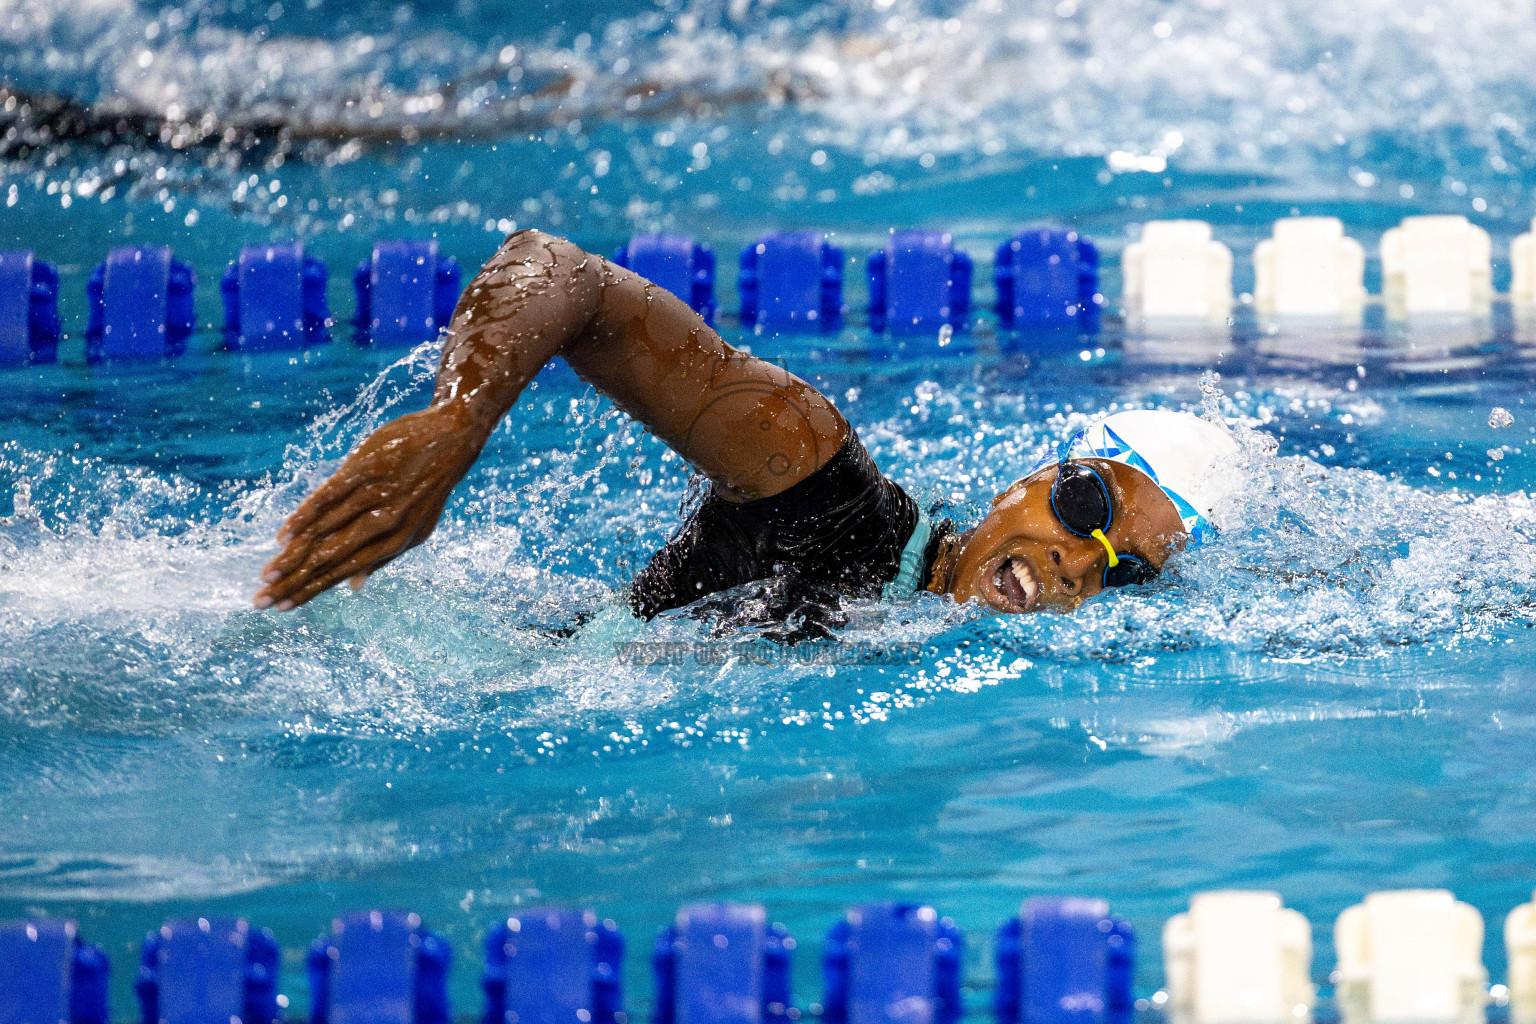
[255,229,849,611]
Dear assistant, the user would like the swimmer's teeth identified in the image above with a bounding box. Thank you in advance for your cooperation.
[1010,559,1039,606]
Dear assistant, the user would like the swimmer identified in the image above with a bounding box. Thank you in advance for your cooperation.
[255,230,1238,619]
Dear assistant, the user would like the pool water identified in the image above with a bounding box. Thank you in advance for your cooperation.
[5,0,1536,1016]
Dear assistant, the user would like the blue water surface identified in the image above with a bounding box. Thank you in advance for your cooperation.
[4,0,1536,1017]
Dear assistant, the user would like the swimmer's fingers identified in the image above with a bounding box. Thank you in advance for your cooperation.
[266,468,452,584]
[258,487,450,609]
[271,530,426,611]
[259,507,413,607]
[275,407,450,544]
[276,495,451,609]
[257,405,483,609]
[263,483,398,581]
[259,514,369,596]
[324,495,447,598]
[276,456,385,546]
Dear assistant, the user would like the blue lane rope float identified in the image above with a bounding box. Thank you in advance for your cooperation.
[135,918,281,1024]
[221,243,332,352]
[0,249,59,366]
[0,919,110,1024]
[84,246,195,363]
[868,229,972,339]
[353,240,460,347]
[12,217,1536,366]
[738,231,844,335]
[483,909,623,1024]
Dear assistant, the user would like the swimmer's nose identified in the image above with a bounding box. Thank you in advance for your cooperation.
[1048,543,1101,596]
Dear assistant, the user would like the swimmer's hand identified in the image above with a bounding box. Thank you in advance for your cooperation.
[254,402,485,611]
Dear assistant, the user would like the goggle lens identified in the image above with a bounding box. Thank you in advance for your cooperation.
[1103,554,1157,589]
[1050,462,1113,537]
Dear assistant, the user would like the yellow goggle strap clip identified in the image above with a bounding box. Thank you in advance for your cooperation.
[1090,528,1119,567]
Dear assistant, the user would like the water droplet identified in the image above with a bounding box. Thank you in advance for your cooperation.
[1490,406,1514,428]
[1488,447,1505,461]
[936,324,953,347]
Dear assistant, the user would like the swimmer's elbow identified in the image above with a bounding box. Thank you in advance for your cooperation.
[449,230,602,344]
[497,229,603,316]
[497,229,599,281]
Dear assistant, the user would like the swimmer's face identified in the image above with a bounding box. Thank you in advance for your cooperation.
[944,459,1187,613]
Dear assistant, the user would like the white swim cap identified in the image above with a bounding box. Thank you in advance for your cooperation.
[1070,410,1241,543]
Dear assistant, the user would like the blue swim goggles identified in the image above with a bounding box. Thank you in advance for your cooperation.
[1049,459,1159,589]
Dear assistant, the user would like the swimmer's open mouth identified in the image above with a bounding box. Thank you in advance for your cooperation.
[991,555,1041,613]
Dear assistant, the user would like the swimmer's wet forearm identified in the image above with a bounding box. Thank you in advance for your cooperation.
[426,229,845,499]
[430,230,603,432]
[255,230,604,612]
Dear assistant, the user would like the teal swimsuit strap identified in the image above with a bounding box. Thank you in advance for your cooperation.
[882,509,933,599]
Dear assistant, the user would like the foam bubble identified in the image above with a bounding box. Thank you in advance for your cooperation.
[2,347,1532,766]
[6,0,1536,212]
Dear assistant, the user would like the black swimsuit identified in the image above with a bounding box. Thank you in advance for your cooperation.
[627,431,941,621]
